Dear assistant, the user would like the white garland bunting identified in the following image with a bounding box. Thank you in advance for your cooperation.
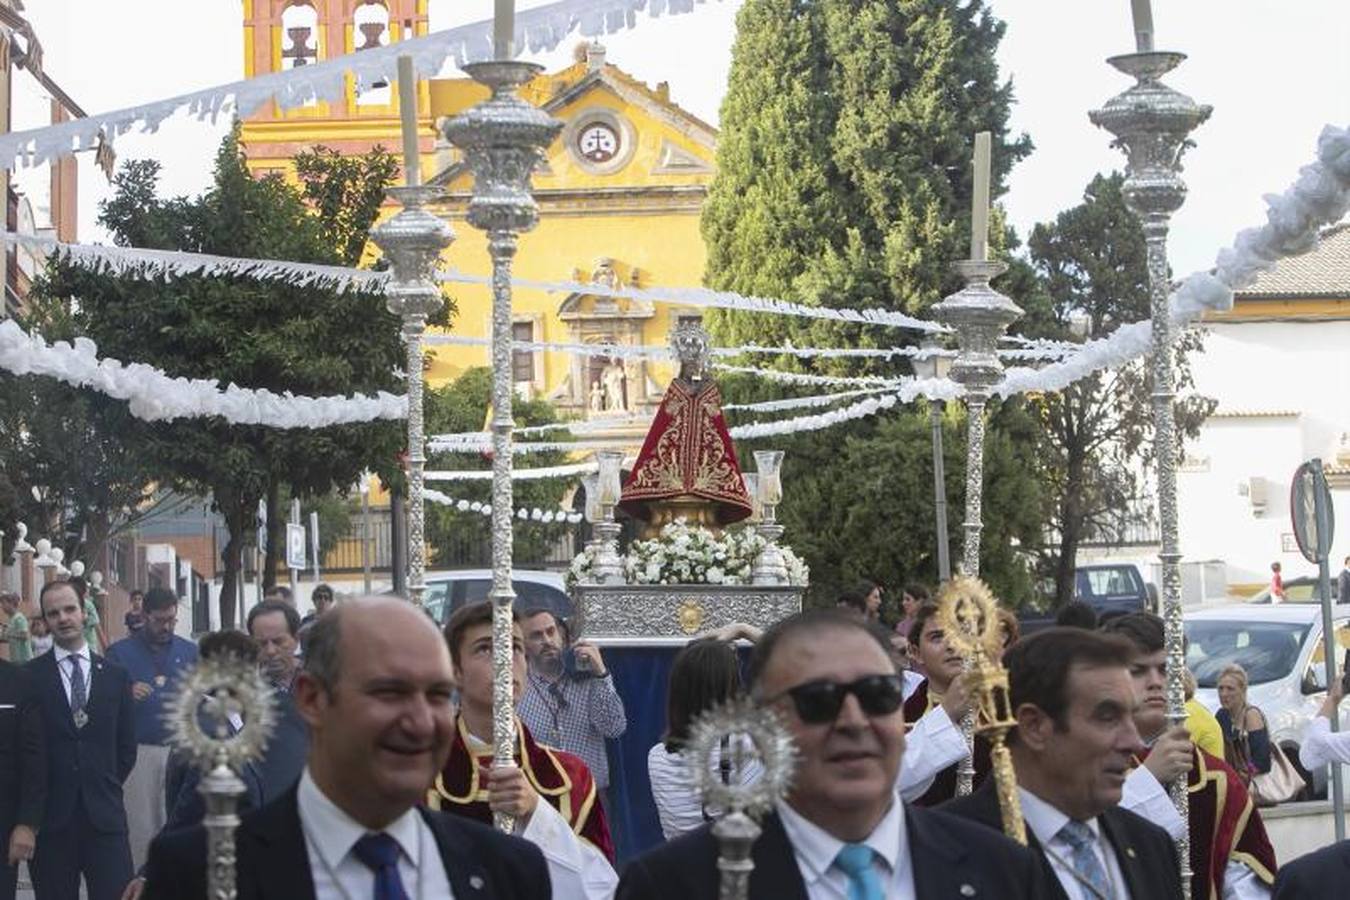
[424,488,582,524]
[0,319,406,427]
[424,461,598,481]
[0,0,731,171]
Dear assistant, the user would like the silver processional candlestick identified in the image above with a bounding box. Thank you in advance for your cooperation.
[443,57,563,834]
[1090,6,1210,894]
[373,56,454,610]
[931,132,1023,797]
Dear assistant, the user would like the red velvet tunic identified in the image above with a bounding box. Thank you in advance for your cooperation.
[1136,745,1278,899]
[618,378,753,524]
[902,679,992,806]
[432,716,615,864]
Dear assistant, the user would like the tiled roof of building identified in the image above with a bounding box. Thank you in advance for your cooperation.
[1236,222,1350,298]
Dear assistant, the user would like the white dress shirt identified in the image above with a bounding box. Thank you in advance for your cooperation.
[297,768,454,900]
[463,729,617,899]
[897,705,969,801]
[1018,788,1128,900]
[1300,715,1350,769]
[53,642,92,707]
[776,798,915,900]
[1121,764,1270,899]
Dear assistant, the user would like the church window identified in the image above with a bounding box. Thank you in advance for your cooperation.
[354,1,392,106]
[512,321,535,383]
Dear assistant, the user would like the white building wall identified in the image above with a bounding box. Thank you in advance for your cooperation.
[1178,319,1350,590]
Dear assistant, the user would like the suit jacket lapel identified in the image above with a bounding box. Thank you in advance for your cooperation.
[244,787,318,900]
[906,806,970,897]
[750,814,809,900]
[36,653,76,735]
[422,809,495,898]
[1099,809,1151,897]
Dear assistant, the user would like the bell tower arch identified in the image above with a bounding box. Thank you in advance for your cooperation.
[240,1,431,177]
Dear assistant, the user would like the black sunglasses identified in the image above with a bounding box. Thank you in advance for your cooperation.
[768,674,905,724]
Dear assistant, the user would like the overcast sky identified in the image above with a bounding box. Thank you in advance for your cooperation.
[11,0,1350,279]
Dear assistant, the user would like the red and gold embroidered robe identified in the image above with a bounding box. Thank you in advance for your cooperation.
[431,716,615,864]
[1136,745,1278,899]
[618,378,753,524]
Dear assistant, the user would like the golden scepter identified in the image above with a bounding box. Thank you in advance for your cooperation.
[936,576,1026,845]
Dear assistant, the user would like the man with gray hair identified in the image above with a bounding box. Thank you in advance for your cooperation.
[142,596,546,898]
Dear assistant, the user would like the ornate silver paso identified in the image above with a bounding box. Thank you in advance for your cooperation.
[442,60,563,833]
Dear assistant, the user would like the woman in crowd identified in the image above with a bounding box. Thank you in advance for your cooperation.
[1216,663,1272,778]
[647,634,763,840]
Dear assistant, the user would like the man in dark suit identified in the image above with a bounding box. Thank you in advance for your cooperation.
[0,658,45,900]
[27,579,137,900]
[141,595,548,899]
[618,608,1043,900]
[1274,841,1349,897]
[942,627,1183,899]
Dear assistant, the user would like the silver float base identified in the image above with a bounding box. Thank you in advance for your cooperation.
[573,584,804,645]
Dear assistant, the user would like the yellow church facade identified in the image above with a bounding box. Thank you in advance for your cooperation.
[239,1,715,423]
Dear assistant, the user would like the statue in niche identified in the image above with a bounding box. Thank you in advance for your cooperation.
[590,258,621,291]
[589,381,605,413]
[601,358,627,412]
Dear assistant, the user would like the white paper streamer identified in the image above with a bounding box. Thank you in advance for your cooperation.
[0,319,406,426]
[425,488,582,523]
[0,0,731,172]
[712,364,901,387]
[424,461,598,481]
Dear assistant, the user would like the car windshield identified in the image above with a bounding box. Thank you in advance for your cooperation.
[424,578,571,624]
[1185,619,1311,687]
[1077,567,1142,598]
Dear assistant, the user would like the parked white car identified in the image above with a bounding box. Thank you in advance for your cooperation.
[423,568,571,626]
[1185,603,1350,799]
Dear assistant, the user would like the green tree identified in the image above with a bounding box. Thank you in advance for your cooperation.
[423,368,572,567]
[31,128,408,625]
[1024,173,1214,607]
[704,0,1042,601]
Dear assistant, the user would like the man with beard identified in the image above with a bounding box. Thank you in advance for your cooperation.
[942,627,1183,899]
[903,602,990,804]
[617,608,1043,899]
[28,580,137,900]
[432,602,617,898]
[142,596,547,899]
[1103,612,1277,899]
[104,588,198,869]
[517,609,626,813]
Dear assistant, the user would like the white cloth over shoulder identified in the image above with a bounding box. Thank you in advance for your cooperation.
[1120,764,1185,839]
[518,791,618,900]
[897,705,968,802]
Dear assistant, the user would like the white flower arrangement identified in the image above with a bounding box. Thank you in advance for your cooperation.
[566,518,808,588]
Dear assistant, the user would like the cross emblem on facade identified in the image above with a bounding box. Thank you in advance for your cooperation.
[282,26,316,68]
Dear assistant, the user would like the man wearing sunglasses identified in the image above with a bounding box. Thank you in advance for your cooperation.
[617,608,1043,899]
[942,627,1184,899]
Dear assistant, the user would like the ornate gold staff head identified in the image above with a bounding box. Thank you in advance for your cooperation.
[935,575,1027,845]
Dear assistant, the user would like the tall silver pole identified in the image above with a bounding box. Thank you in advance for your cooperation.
[444,60,562,833]
[930,400,951,583]
[933,257,1021,796]
[371,190,453,609]
[1091,30,1209,896]
[361,484,373,595]
[1310,460,1346,842]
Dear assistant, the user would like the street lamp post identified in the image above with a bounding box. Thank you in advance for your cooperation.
[911,337,954,582]
[443,54,563,833]
[1090,7,1210,891]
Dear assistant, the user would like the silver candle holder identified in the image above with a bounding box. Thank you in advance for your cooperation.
[165,655,276,900]
[1090,28,1210,897]
[932,209,1023,800]
[442,59,563,832]
[591,450,627,584]
[372,185,454,609]
[750,451,788,586]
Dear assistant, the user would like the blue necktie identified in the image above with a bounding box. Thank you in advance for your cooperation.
[1058,819,1114,900]
[351,833,411,900]
[833,842,884,900]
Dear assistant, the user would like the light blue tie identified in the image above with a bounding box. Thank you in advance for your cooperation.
[833,843,884,900]
[1058,819,1113,900]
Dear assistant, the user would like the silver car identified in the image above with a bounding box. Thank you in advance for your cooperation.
[1185,603,1350,799]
